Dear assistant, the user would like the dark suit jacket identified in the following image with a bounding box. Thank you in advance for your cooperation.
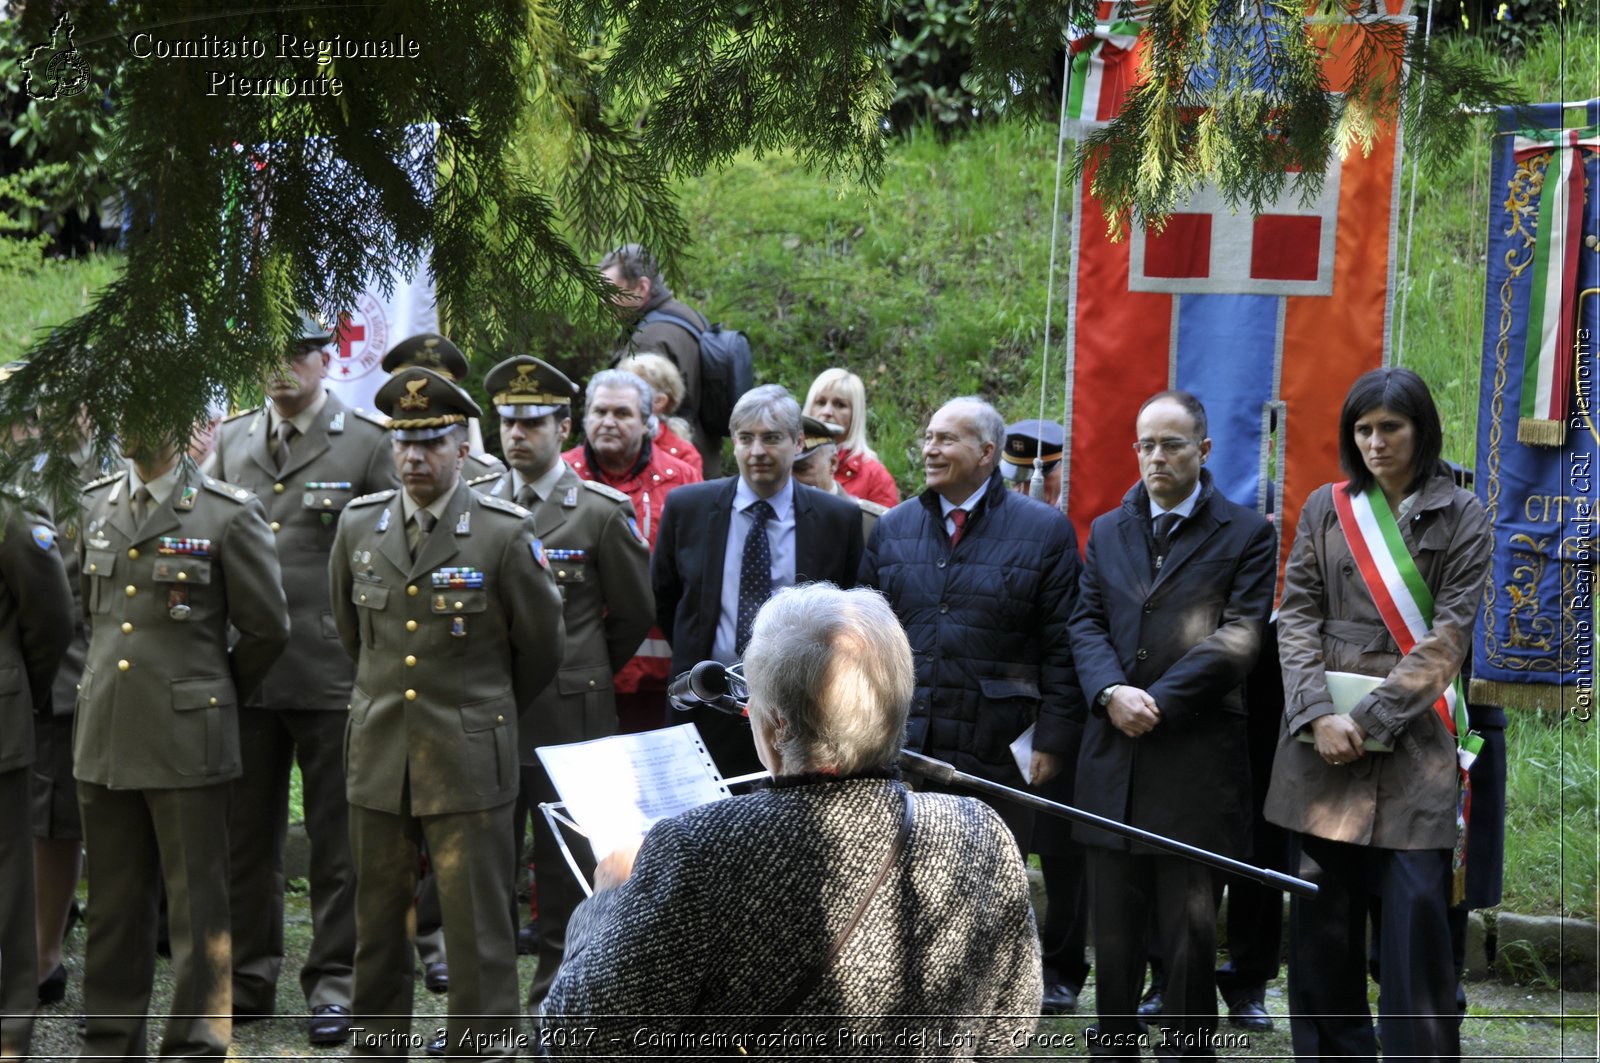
[652,476,865,677]
[652,477,863,776]
[1068,472,1275,857]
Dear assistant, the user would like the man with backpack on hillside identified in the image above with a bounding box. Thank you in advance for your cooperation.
[601,244,752,478]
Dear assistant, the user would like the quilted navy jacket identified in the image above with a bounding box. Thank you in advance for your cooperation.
[859,471,1084,783]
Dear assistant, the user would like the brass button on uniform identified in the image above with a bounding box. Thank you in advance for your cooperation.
[323,497,333,506]
[407,585,419,597]
[177,571,188,581]
[128,547,139,560]
[496,714,505,724]
[359,594,368,603]
[209,697,219,706]
[406,620,418,632]
[557,570,566,578]
[588,679,597,689]
[453,600,464,609]
[125,585,137,597]
[121,622,133,634]
[404,689,417,701]
[271,521,282,532]
[87,563,98,573]
[117,659,130,672]
[273,482,285,494]
[405,655,417,667]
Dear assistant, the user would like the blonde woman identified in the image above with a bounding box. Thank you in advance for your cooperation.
[803,368,899,508]
[616,352,704,476]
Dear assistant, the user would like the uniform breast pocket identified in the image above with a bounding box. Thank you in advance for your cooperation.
[352,583,390,648]
[431,589,488,652]
[152,557,213,584]
[302,488,354,538]
[83,549,116,614]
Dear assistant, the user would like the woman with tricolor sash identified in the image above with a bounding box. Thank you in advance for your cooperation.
[1264,367,1491,1063]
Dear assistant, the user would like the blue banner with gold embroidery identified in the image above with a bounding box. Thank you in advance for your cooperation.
[1472,101,1600,710]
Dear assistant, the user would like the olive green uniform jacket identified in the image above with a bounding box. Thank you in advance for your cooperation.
[329,481,565,815]
[0,492,73,1058]
[212,392,399,710]
[477,465,653,754]
[74,469,290,787]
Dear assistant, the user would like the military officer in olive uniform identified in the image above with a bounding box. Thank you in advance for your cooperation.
[790,416,889,541]
[479,355,654,1005]
[330,367,564,1059]
[209,312,400,1045]
[381,333,504,481]
[75,438,289,1061]
[0,403,75,1058]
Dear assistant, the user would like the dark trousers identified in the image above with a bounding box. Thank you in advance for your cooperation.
[1213,867,1283,1006]
[349,800,519,1060]
[1088,848,1217,1059]
[1039,851,1090,992]
[517,763,595,1007]
[1287,834,1458,1063]
[0,768,37,1057]
[229,707,356,1013]
[79,780,234,1060]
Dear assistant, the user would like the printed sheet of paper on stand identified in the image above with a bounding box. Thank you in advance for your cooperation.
[536,723,731,863]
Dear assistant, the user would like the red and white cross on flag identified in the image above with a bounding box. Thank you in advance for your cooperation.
[1128,154,1342,297]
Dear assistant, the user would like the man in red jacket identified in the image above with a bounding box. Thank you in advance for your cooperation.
[564,369,701,731]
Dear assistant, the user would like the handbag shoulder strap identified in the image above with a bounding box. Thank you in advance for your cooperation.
[748,787,915,1040]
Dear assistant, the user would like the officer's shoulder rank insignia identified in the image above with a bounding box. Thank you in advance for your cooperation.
[352,407,389,429]
[580,479,628,505]
[857,498,889,517]
[478,494,526,518]
[465,470,501,488]
[30,525,54,551]
[83,471,120,493]
[201,478,251,504]
[529,537,550,570]
[348,489,397,508]
[221,407,256,424]
[0,482,25,502]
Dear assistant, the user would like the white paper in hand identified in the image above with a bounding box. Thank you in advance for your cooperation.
[1010,724,1036,785]
[537,724,731,858]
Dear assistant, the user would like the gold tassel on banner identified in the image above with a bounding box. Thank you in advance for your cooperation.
[1469,677,1584,711]
[1517,416,1568,446]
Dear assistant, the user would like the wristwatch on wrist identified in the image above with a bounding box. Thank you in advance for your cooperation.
[1096,683,1121,707]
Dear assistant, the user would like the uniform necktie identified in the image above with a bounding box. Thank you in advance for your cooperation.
[274,422,298,471]
[516,484,540,518]
[132,485,152,526]
[409,509,436,555]
[948,507,968,547]
[735,499,776,656]
[1152,512,1181,568]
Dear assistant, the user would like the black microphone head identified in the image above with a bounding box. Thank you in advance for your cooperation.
[688,659,731,702]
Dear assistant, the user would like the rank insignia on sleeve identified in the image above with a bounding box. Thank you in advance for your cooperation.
[530,538,549,570]
[627,516,647,546]
[30,525,54,550]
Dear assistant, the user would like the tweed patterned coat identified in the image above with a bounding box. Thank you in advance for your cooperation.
[540,776,1043,1058]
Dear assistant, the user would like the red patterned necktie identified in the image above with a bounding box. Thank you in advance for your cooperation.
[949,507,967,547]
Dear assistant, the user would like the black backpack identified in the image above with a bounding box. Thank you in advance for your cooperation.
[641,308,755,439]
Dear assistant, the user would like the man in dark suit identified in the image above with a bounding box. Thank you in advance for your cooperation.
[652,384,864,777]
[478,355,654,1006]
[210,311,398,1045]
[1069,390,1275,1059]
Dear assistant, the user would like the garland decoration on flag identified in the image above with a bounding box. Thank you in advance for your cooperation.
[1510,126,1600,446]
[1332,482,1484,903]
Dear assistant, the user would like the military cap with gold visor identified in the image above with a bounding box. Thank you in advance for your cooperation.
[373,367,483,442]
[799,415,843,459]
[483,356,578,421]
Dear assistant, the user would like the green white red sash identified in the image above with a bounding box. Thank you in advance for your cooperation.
[1511,126,1599,446]
[1333,482,1482,900]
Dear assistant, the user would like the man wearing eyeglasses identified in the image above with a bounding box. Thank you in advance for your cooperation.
[1067,390,1275,1059]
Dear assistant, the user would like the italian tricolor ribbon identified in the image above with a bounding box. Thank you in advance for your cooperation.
[1511,126,1600,446]
[1332,482,1483,902]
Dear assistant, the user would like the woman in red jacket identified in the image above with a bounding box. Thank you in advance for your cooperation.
[804,368,899,508]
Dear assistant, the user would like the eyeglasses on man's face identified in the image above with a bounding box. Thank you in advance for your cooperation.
[1132,438,1199,457]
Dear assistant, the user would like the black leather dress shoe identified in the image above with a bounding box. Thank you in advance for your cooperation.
[38,965,67,1005]
[1135,989,1163,1032]
[1228,1000,1274,1031]
[1040,982,1078,1015]
[427,1030,448,1057]
[424,961,449,994]
[517,921,539,955]
[308,1003,353,1046]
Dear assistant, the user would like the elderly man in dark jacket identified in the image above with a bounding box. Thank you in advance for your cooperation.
[859,396,1083,848]
[1069,390,1275,1059]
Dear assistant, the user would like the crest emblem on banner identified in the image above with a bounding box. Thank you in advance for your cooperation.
[330,291,390,381]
